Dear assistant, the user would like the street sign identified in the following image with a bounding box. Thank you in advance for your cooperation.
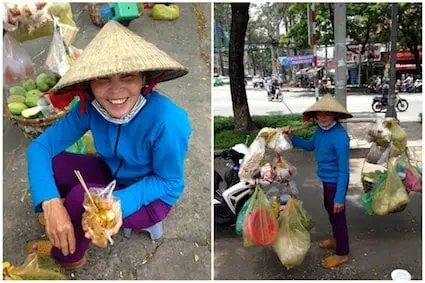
[279,55,314,66]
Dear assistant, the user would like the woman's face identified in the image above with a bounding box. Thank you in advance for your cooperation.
[90,73,145,118]
[316,111,335,127]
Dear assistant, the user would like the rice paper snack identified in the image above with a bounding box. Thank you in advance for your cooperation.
[266,129,293,154]
[366,118,391,146]
[239,130,268,180]
[82,180,121,248]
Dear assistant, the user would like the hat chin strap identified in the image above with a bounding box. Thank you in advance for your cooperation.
[143,71,167,95]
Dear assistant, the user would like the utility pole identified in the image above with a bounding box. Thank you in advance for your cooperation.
[334,3,347,109]
[386,3,398,118]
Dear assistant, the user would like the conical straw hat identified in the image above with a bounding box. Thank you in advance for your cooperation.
[303,94,353,119]
[51,21,188,93]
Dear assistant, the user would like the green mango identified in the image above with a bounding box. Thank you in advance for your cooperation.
[8,102,28,115]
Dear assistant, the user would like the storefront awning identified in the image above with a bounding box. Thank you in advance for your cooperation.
[396,64,418,71]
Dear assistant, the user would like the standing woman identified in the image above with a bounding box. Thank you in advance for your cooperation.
[283,94,352,269]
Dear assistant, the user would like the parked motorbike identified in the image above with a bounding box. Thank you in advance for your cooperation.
[214,144,252,225]
[267,84,283,102]
[318,80,335,96]
[372,92,409,113]
[408,79,422,93]
[367,81,383,94]
[253,80,265,88]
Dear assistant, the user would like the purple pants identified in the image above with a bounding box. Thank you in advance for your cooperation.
[50,152,172,264]
[323,182,350,256]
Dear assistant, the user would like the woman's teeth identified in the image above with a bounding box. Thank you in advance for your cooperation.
[108,98,128,105]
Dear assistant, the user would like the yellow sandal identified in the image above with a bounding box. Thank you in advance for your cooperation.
[321,255,348,269]
[38,213,46,226]
[319,239,336,250]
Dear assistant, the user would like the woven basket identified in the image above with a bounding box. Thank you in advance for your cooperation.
[8,109,68,140]
[87,3,108,27]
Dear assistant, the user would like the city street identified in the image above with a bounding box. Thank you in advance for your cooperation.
[213,84,422,122]
[214,156,422,280]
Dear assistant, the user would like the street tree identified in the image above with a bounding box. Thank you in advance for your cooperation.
[398,3,422,74]
[229,3,254,132]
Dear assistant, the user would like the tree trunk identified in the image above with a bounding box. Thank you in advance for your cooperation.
[410,44,421,75]
[219,50,225,76]
[229,3,254,132]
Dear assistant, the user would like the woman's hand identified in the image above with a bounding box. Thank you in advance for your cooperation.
[42,198,76,256]
[82,204,123,248]
[333,202,345,214]
[282,126,292,138]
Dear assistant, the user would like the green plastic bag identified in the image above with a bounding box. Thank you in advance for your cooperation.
[235,198,251,237]
[151,4,179,21]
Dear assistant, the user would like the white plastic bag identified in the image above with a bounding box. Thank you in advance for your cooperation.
[3,33,35,88]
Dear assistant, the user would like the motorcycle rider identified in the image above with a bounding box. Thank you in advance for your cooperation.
[271,78,279,99]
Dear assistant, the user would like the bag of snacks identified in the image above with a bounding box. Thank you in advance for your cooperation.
[82,180,121,248]
[239,131,267,180]
[366,118,391,146]
[3,254,66,280]
[3,33,35,88]
[371,158,410,215]
[243,185,278,247]
[272,199,311,270]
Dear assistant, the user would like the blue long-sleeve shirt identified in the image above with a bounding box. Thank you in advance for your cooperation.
[27,91,192,218]
[291,123,350,204]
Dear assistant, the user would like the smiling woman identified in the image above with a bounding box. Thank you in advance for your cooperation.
[25,20,192,270]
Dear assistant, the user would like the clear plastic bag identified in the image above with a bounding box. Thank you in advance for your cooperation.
[371,158,410,215]
[384,118,407,154]
[235,198,251,237]
[260,162,274,182]
[243,186,278,247]
[272,199,311,270]
[239,134,266,180]
[3,254,66,280]
[6,3,76,42]
[82,180,121,248]
[366,118,392,146]
[3,33,35,88]
[404,162,422,193]
[45,17,77,76]
[151,4,179,21]
[266,131,293,154]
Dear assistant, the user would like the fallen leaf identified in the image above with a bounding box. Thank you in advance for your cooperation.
[194,254,199,262]
[20,188,28,202]
[194,242,199,248]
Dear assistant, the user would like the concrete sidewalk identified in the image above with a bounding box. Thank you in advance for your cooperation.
[3,4,211,280]
[214,154,422,280]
